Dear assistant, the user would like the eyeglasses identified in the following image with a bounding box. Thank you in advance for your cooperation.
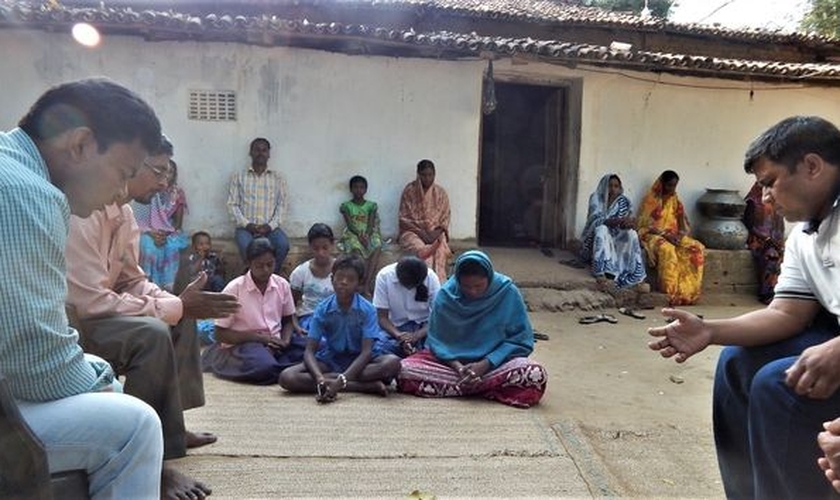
[143,159,171,181]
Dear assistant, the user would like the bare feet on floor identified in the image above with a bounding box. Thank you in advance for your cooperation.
[186,430,217,449]
[344,380,389,397]
[162,464,212,500]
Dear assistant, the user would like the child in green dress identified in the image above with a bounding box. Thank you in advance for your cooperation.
[338,175,382,296]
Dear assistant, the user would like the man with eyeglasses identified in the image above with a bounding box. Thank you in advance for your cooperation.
[65,135,240,500]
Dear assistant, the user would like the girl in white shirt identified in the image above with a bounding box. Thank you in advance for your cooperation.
[373,256,441,357]
[290,223,336,334]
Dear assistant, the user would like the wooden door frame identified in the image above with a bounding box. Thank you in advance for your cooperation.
[476,73,582,248]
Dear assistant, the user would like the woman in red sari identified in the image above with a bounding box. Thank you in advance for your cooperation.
[743,181,785,304]
[398,159,452,282]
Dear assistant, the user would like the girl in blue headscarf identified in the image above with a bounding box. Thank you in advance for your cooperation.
[397,250,546,407]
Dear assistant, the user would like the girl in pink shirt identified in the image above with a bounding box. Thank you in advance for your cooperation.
[201,238,306,384]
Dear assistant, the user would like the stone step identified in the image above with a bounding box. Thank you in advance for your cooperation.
[200,239,757,312]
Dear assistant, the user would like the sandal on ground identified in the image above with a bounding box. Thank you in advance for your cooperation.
[579,313,618,325]
[534,331,550,341]
[618,307,646,320]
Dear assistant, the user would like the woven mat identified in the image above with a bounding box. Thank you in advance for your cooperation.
[185,375,562,459]
[170,455,588,499]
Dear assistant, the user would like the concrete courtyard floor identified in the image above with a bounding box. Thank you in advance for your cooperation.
[172,247,763,499]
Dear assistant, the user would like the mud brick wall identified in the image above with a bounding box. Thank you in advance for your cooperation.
[210,238,401,281]
[701,249,758,295]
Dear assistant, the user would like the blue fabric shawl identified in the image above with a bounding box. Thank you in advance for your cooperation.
[426,250,534,368]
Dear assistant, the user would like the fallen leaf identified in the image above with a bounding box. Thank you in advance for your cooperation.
[406,491,437,500]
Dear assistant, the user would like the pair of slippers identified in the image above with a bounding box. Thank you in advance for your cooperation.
[618,307,646,320]
[579,308,646,325]
[579,313,618,324]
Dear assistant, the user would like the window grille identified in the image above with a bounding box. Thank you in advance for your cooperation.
[188,90,236,121]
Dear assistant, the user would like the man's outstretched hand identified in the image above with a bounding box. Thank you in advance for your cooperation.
[647,308,710,363]
[180,273,240,319]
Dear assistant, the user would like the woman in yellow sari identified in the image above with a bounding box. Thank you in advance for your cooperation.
[637,170,705,305]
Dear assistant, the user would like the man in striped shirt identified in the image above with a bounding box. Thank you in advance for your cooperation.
[0,78,163,498]
[227,137,290,273]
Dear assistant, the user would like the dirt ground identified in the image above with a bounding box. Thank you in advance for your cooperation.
[485,246,763,498]
[174,247,766,499]
[179,303,760,499]
[528,305,759,498]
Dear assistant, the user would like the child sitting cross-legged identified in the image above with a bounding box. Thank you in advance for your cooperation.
[201,237,306,385]
[278,254,401,403]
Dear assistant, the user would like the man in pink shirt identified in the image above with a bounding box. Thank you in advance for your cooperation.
[65,137,240,500]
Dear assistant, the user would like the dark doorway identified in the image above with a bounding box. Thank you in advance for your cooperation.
[478,81,567,247]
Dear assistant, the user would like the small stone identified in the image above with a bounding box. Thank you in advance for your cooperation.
[669,375,685,384]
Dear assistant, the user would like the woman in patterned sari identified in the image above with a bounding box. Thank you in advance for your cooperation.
[579,174,646,289]
[398,250,547,408]
[398,159,452,282]
[637,170,705,305]
[743,181,785,304]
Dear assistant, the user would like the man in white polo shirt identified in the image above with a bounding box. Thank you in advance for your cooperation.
[647,116,840,499]
[373,256,441,357]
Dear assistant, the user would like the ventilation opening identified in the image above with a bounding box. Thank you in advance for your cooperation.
[188,90,237,121]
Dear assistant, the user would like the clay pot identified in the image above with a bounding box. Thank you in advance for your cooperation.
[697,188,747,219]
[695,188,748,250]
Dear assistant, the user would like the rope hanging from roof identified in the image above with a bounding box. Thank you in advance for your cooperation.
[482,59,497,115]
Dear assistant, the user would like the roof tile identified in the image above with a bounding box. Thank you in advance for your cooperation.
[4,0,840,83]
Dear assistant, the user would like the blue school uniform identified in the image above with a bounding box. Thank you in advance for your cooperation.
[307,293,384,373]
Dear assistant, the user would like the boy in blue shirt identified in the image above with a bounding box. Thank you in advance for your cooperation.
[279,254,400,402]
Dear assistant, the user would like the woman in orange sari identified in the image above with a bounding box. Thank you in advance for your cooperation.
[637,170,705,305]
[398,159,452,282]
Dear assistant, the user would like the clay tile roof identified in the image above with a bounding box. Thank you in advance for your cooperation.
[3,0,840,84]
[218,0,837,47]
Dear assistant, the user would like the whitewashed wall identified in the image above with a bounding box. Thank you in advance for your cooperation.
[3,28,840,243]
[496,60,840,234]
[0,30,483,239]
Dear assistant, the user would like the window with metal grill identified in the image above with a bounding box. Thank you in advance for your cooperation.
[188,90,237,121]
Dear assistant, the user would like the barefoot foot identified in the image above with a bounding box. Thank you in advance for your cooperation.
[346,380,389,397]
[186,430,217,449]
[162,464,212,500]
